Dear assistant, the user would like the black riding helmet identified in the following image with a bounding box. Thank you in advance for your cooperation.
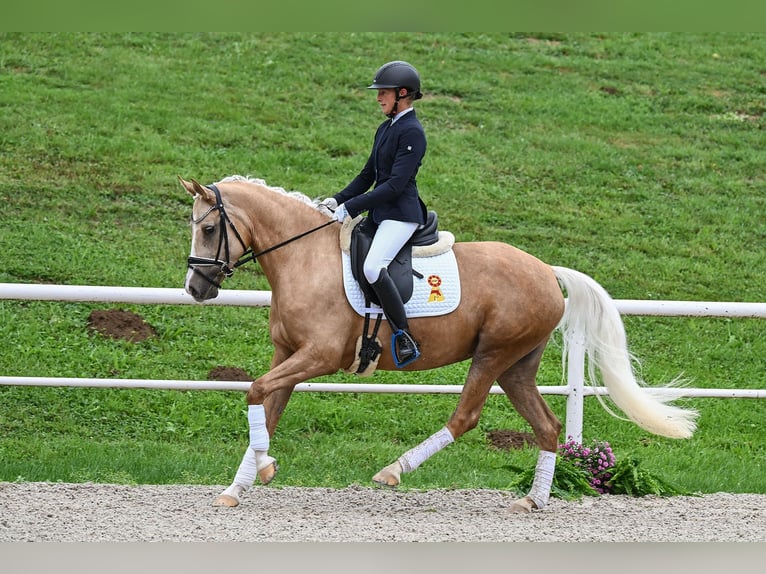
[368,61,423,117]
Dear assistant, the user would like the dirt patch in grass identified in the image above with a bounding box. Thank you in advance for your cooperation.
[87,309,156,342]
[486,429,537,450]
[207,366,253,381]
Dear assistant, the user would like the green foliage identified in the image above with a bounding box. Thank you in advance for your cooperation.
[510,457,600,501]
[510,442,691,501]
[548,459,601,501]
[0,33,764,493]
[606,457,694,497]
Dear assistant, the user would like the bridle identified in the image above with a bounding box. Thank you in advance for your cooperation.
[187,183,335,288]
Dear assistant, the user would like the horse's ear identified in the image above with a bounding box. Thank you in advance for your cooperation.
[178,176,196,197]
[178,176,214,203]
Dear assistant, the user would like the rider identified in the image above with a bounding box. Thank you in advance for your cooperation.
[320,60,428,367]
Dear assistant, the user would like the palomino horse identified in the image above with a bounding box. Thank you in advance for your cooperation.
[181,175,697,513]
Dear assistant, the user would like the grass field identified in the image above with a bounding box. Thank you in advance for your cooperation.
[0,33,764,495]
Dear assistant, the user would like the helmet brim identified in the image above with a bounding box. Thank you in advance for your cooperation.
[368,83,397,89]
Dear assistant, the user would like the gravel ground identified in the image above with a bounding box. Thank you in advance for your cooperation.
[1,482,764,542]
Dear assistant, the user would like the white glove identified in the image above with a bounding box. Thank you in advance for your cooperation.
[317,197,338,216]
[333,203,348,222]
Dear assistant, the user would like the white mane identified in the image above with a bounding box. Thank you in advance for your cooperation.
[218,175,321,209]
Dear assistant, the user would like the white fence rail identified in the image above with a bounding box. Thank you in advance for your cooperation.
[2,283,765,442]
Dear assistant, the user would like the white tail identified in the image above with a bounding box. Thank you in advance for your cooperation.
[552,266,698,439]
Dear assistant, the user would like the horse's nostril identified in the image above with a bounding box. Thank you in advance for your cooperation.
[187,280,205,301]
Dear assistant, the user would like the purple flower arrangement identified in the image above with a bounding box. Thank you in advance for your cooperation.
[558,436,617,494]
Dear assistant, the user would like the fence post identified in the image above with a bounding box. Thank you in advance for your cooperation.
[565,332,586,443]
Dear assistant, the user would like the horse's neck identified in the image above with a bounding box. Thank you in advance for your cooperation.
[236,185,336,289]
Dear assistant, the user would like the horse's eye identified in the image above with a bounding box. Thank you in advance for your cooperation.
[203,225,216,236]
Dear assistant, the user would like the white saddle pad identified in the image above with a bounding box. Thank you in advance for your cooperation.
[341,248,461,318]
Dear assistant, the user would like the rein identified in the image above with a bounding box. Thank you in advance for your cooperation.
[187,184,336,287]
[236,217,336,268]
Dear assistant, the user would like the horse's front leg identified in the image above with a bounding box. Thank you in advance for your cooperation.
[212,401,283,508]
[213,389,290,508]
[213,445,278,507]
[213,347,329,507]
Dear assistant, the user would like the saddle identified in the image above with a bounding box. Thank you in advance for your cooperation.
[349,211,441,305]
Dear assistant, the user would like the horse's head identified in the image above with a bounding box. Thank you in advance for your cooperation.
[180,177,251,302]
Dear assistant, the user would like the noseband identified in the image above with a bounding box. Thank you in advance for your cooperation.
[187,183,335,289]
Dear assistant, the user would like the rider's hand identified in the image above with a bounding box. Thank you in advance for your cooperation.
[333,203,348,222]
[317,197,338,216]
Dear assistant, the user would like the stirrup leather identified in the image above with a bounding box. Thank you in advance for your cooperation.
[392,329,420,368]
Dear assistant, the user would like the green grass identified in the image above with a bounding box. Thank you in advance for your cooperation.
[0,33,764,495]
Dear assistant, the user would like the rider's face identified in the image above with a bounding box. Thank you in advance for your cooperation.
[376,88,398,116]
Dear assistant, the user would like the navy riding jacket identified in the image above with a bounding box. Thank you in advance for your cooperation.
[333,109,427,225]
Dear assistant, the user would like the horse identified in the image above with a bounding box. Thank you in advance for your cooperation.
[180,174,698,513]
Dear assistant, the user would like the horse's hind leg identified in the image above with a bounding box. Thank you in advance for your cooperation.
[372,355,502,488]
[496,344,563,513]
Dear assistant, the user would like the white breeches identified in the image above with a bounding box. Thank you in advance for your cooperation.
[363,219,419,284]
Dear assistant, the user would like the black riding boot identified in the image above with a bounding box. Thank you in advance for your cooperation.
[370,268,421,367]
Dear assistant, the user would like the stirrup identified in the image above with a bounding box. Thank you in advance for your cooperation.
[392,329,420,368]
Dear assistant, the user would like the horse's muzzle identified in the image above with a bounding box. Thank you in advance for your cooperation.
[185,263,224,301]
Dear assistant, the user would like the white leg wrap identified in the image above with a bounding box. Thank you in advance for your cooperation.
[220,447,276,500]
[527,450,557,510]
[221,405,274,500]
[248,404,270,451]
[398,427,454,473]
[220,447,258,499]
[232,447,258,487]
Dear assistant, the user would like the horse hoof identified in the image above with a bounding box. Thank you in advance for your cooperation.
[372,467,401,487]
[213,494,240,508]
[258,460,279,485]
[507,496,536,514]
